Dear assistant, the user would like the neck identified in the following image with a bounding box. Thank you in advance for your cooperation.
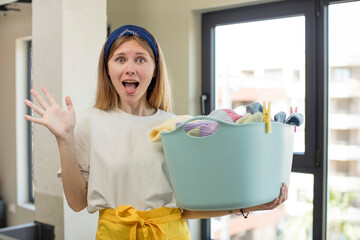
[120,101,156,116]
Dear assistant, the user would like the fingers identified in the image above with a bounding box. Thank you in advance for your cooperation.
[24,114,44,125]
[31,88,49,110]
[270,198,279,209]
[65,96,74,112]
[279,182,288,202]
[265,184,288,210]
[24,99,45,117]
[41,87,57,106]
[26,88,74,114]
[278,185,285,203]
[283,183,288,201]
[251,183,289,212]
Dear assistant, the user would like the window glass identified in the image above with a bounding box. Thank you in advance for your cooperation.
[328,2,360,238]
[215,16,305,153]
[211,16,311,239]
[211,173,313,239]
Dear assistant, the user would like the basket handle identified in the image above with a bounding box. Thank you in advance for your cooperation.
[173,115,237,132]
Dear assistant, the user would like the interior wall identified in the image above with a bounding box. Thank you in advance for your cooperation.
[0,3,35,226]
[0,0,279,238]
[107,0,278,116]
[31,0,107,239]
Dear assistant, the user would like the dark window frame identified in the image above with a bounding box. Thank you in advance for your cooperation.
[27,40,34,203]
[199,0,349,238]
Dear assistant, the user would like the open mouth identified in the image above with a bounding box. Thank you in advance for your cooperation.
[122,81,139,92]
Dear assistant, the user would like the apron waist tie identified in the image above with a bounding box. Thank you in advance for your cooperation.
[100,206,182,240]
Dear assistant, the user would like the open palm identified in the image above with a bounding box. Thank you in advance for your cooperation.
[24,87,76,141]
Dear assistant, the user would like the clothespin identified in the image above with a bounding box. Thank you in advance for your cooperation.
[263,101,271,133]
[290,106,298,132]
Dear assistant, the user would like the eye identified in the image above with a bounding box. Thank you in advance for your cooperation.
[116,57,124,63]
[137,58,145,63]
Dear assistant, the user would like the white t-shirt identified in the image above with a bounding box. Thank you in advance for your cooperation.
[71,107,178,213]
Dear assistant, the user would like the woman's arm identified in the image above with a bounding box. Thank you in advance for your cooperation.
[182,183,288,219]
[57,134,88,212]
[24,87,87,212]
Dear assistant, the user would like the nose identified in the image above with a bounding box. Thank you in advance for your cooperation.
[124,61,135,75]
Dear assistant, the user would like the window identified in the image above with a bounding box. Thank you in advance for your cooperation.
[331,68,351,82]
[264,69,283,82]
[27,40,34,203]
[16,37,34,207]
[202,0,324,238]
[202,0,360,239]
[328,1,360,238]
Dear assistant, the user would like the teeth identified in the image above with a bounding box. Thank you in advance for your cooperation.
[123,81,138,84]
[122,81,139,88]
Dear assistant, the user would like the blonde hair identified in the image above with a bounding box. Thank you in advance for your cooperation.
[94,35,172,112]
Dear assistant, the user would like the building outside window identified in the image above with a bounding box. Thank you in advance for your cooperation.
[203,0,360,239]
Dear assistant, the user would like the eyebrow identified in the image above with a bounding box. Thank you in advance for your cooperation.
[112,52,150,58]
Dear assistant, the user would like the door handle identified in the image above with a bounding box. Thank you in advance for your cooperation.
[201,94,208,115]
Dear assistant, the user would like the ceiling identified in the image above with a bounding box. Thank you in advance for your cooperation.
[0,0,31,6]
[0,0,31,12]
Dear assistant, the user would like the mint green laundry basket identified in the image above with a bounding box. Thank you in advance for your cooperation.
[161,116,294,210]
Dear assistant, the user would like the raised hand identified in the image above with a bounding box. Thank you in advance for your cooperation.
[24,87,76,142]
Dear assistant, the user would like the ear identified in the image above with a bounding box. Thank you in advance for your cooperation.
[153,65,157,78]
[105,64,110,77]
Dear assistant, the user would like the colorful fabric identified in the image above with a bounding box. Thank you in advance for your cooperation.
[187,126,201,137]
[246,102,263,114]
[208,109,234,123]
[221,109,243,122]
[235,112,263,124]
[274,111,286,123]
[179,121,220,137]
[150,102,305,141]
[96,206,190,240]
[208,109,243,123]
[285,112,304,126]
[149,115,192,142]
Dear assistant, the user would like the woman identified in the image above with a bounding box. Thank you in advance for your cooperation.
[25,25,288,239]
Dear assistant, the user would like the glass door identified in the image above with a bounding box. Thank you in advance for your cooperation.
[211,16,312,240]
[201,0,324,238]
[328,1,360,238]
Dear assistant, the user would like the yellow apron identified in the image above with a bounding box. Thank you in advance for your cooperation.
[96,206,191,240]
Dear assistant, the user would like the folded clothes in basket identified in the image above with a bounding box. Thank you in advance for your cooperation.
[181,111,264,138]
[149,115,192,142]
[177,121,220,137]
[247,102,304,126]
[150,109,261,141]
[150,102,304,142]
[235,112,263,124]
[208,109,243,123]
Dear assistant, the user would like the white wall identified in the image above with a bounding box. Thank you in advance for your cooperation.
[32,0,107,239]
[107,0,277,116]
[0,0,279,239]
[0,3,35,226]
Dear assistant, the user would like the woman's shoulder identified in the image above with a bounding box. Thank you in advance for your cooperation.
[157,109,176,120]
[77,107,97,118]
[78,107,110,116]
[77,107,175,122]
[76,107,108,124]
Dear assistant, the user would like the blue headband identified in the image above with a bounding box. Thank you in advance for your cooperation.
[104,25,159,63]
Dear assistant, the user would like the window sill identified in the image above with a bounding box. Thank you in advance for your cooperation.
[18,202,35,212]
